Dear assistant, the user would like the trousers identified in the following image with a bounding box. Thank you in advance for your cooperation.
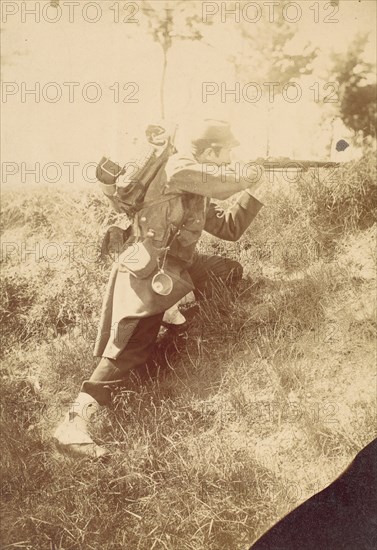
[81,254,242,405]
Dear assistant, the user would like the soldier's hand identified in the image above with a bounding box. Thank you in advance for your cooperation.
[244,165,266,201]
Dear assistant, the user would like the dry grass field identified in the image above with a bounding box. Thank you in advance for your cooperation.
[1,153,376,550]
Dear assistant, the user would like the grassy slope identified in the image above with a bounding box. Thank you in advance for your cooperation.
[1,155,376,550]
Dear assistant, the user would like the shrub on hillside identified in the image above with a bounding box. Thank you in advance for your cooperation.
[1,188,109,240]
[224,152,377,270]
[0,187,111,354]
[0,261,104,354]
[0,272,37,350]
[298,152,377,235]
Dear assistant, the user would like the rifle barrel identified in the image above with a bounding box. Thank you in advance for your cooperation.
[255,159,340,171]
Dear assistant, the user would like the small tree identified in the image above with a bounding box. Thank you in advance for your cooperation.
[331,33,376,146]
[225,3,318,155]
[139,1,210,120]
[48,1,210,120]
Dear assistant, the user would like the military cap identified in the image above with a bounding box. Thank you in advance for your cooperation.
[190,119,240,148]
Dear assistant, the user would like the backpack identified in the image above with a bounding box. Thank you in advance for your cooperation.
[96,124,179,257]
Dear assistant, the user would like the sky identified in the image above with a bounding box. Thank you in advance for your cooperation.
[1,0,376,186]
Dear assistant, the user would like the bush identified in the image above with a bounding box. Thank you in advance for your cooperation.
[298,152,377,236]
[0,259,104,356]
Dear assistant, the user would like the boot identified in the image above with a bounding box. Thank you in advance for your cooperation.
[162,291,196,326]
[53,392,109,459]
[179,291,196,306]
[162,302,187,326]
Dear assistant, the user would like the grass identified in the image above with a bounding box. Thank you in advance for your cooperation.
[1,152,376,549]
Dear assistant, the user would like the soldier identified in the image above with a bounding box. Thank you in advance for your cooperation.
[53,120,266,458]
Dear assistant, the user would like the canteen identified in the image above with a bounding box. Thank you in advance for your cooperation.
[151,271,173,296]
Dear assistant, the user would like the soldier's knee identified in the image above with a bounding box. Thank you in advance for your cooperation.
[211,257,243,282]
[227,260,243,281]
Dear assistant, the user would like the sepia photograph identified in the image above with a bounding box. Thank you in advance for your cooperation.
[1,1,376,549]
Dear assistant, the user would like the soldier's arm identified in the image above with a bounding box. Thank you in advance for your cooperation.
[204,191,264,241]
[167,161,262,200]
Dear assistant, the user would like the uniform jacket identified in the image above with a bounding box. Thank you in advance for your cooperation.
[93,154,263,358]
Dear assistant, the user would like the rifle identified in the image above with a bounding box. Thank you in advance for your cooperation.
[254,157,341,172]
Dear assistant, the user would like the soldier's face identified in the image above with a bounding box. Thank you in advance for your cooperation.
[203,145,233,165]
[215,146,233,165]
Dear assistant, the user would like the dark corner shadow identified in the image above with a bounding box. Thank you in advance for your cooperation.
[249,438,377,550]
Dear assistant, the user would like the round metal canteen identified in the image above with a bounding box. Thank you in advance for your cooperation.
[151,271,173,296]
